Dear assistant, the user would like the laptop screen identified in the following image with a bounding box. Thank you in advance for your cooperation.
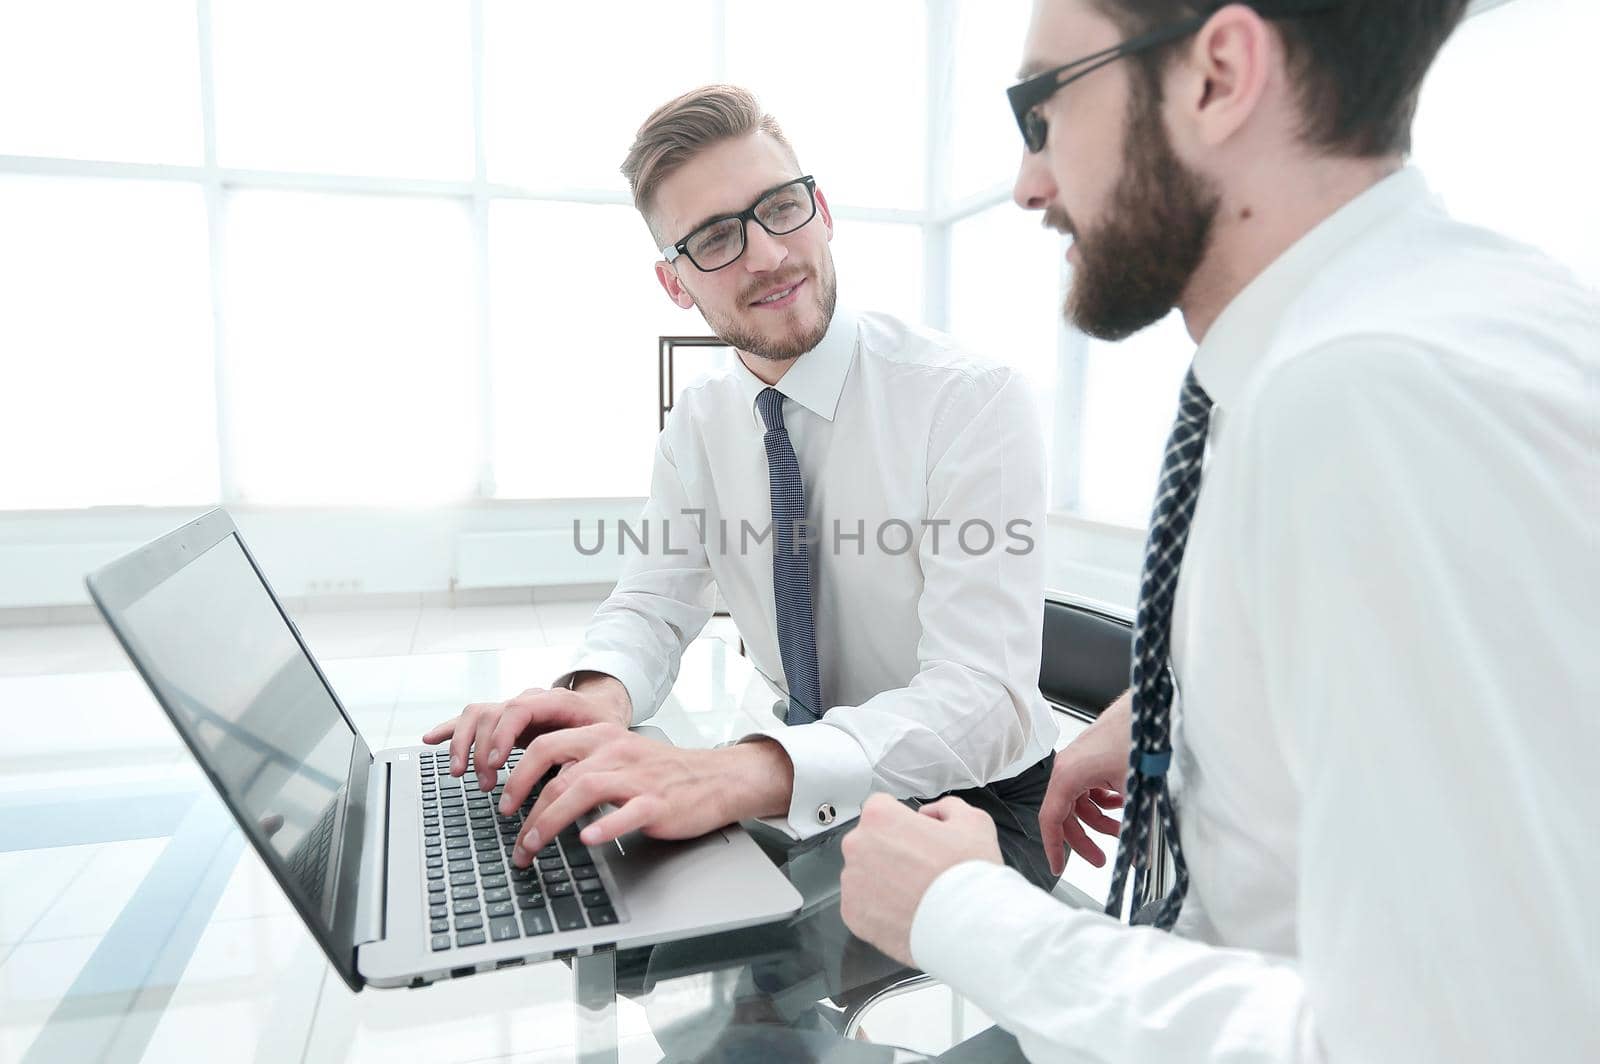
[116,532,357,927]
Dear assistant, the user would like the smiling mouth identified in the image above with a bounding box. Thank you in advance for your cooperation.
[748,277,805,307]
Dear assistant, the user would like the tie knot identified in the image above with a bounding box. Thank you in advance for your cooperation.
[756,387,786,432]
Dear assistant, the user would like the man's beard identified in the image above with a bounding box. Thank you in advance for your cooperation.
[702,259,839,362]
[1052,77,1220,342]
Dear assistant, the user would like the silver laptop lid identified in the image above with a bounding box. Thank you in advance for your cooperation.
[86,508,372,991]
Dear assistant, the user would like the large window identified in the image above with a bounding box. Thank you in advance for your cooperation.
[0,0,930,511]
[483,1,719,193]
[944,0,1033,205]
[488,200,677,500]
[1412,0,1598,287]
[222,190,478,505]
[0,0,203,165]
[726,0,928,210]
[946,204,1065,483]
[1,0,1590,520]
[0,175,217,509]
[211,0,475,179]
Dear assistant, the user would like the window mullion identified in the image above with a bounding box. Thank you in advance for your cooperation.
[196,0,234,504]
[923,0,955,330]
[1054,252,1087,513]
[471,0,494,499]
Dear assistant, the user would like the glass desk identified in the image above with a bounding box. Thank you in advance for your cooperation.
[0,637,1081,1062]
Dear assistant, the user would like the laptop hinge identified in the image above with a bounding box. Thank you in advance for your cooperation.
[353,760,391,946]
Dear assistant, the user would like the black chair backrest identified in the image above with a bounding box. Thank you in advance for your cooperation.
[1039,594,1132,721]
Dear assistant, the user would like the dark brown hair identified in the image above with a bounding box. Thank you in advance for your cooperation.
[1091,0,1470,156]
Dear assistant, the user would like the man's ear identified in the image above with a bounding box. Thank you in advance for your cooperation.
[1178,3,1273,149]
[815,186,835,241]
[655,261,696,309]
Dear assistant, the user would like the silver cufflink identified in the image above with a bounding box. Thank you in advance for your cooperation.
[816,803,837,825]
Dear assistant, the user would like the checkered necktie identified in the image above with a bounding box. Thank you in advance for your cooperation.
[1104,368,1213,931]
[757,388,823,726]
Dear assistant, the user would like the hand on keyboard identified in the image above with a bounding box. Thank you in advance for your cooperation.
[497,725,796,864]
[418,747,621,951]
[422,675,632,792]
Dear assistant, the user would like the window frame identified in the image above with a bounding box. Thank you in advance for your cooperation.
[0,0,932,512]
[0,0,1524,524]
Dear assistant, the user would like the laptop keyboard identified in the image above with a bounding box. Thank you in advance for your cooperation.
[417,748,621,953]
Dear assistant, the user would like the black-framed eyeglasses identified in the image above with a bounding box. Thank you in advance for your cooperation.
[661,175,818,272]
[1006,1,1339,153]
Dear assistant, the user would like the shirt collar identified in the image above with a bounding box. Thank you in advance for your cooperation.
[1193,166,1431,408]
[734,304,860,430]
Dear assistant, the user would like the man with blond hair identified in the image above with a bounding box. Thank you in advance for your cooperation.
[424,85,1063,888]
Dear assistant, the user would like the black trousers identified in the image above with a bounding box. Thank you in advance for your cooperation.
[923,750,1059,892]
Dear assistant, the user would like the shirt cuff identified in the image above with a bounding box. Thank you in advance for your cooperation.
[553,651,657,726]
[740,722,874,841]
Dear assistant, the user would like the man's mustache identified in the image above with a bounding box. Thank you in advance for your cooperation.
[740,269,810,305]
[1042,206,1074,238]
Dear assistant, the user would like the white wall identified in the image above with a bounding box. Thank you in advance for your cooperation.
[0,500,640,613]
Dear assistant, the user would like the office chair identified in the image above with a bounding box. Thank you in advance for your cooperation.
[1037,590,1172,911]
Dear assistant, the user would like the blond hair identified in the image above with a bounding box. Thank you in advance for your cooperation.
[620,85,797,241]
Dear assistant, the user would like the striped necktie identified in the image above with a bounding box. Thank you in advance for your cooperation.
[1105,367,1213,931]
[756,387,823,726]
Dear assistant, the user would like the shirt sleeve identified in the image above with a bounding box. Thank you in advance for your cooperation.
[751,368,1056,839]
[555,426,716,725]
[912,861,1321,1063]
[909,339,1595,1062]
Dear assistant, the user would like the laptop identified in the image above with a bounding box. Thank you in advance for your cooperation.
[85,508,802,991]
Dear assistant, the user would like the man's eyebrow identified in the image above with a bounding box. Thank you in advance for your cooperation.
[1016,57,1055,80]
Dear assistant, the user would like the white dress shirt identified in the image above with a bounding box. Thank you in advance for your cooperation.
[560,307,1059,838]
[911,167,1599,1061]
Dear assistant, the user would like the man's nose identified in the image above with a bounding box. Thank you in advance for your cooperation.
[1013,146,1054,211]
[742,222,789,274]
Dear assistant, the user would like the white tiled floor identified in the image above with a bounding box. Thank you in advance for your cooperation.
[0,844,100,954]
[0,935,105,1062]
[22,838,171,944]
[133,912,332,1064]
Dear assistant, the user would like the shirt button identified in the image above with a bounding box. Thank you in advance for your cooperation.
[816,804,837,825]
